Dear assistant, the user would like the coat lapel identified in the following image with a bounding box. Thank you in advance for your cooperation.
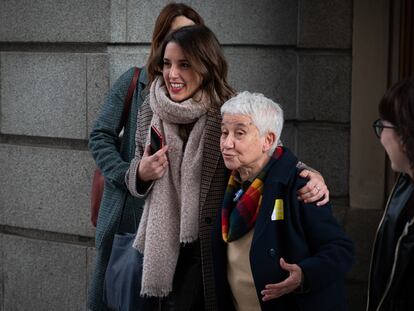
[253,182,285,244]
[252,148,298,244]
[199,110,222,211]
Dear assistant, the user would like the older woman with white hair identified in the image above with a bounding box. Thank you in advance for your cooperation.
[212,91,355,311]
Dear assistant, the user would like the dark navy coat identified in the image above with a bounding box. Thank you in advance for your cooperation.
[212,147,355,311]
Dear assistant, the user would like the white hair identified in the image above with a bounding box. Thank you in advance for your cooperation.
[220,91,284,154]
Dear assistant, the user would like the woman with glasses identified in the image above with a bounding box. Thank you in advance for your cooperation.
[367,77,414,311]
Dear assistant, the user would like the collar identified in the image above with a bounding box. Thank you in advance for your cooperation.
[139,67,149,100]
[265,147,298,185]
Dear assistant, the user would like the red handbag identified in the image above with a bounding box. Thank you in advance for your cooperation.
[90,67,140,227]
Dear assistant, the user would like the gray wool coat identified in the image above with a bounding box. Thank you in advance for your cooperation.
[88,67,228,311]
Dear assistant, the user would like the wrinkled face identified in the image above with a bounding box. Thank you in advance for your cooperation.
[170,15,195,32]
[220,114,273,174]
[162,41,202,102]
[380,120,411,175]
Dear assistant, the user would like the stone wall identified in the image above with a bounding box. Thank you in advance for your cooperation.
[0,1,356,310]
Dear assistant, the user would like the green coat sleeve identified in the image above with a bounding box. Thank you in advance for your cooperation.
[89,68,137,186]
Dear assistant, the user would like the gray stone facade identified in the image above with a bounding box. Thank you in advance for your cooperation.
[0,1,370,310]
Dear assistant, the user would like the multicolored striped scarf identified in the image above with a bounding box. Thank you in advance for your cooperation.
[222,147,284,242]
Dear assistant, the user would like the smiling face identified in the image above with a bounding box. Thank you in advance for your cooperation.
[380,121,412,177]
[162,41,202,102]
[220,114,275,180]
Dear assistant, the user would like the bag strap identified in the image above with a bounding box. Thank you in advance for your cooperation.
[120,67,140,128]
[117,67,141,233]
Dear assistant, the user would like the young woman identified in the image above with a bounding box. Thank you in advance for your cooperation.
[367,77,414,311]
[89,3,329,310]
[125,25,234,309]
[88,4,204,311]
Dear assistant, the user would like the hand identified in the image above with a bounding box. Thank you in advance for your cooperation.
[261,258,302,301]
[138,144,169,181]
[297,170,329,206]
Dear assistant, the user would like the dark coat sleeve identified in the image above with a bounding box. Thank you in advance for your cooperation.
[293,178,355,292]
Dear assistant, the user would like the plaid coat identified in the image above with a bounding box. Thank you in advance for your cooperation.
[88,67,227,311]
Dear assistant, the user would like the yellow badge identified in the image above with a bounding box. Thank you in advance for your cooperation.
[271,199,284,221]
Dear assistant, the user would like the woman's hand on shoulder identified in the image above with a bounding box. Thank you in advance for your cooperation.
[297,169,329,206]
[138,145,169,182]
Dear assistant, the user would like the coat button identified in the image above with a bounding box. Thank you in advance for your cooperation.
[268,248,276,258]
[204,217,212,224]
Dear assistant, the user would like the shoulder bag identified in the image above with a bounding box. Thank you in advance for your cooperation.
[102,173,157,310]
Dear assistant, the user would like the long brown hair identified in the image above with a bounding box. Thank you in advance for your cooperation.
[148,3,204,66]
[148,25,235,108]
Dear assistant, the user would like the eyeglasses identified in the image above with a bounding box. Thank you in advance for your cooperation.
[372,118,396,138]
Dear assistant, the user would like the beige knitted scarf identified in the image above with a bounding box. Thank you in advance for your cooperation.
[133,77,208,297]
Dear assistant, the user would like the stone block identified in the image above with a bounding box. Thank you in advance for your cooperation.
[281,122,296,153]
[126,0,297,45]
[344,208,384,282]
[0,0,110,42]
[125,0,164,43]
[2,234,87,311]
[298,0,352,48]
[87,55,110,134]
[330,197,349,226]
[110,0,127,42]
[225,47,297,119]
[0,53,87,139]
[0,144,95,237]
[298,54,352,122]
[296,124,349,196]
[108,46,149,85]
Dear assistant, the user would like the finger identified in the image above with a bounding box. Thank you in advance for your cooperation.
[155,145,169,156]
[262,292,283,301]
[264,279,298,295]
[316,190,330,206]
[297,183,318,201]
[264,281,290,290]
[304,184,328,203]
[143,144,152,157]
[262,285,295,300]
[299,169,311,179]
[261,284,292,300]
[303,190,323,203]
[153,164,168,178]
[151,156,168,171]
[303,181,328,201]
[279,257,294,271]
[297,176,319,194]
[297,181,315,195]
[261,286,285,299]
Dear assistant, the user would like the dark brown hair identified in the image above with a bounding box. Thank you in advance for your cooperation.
[148,3,204,66]
[379,76,414,172]
[148,25,235,108]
